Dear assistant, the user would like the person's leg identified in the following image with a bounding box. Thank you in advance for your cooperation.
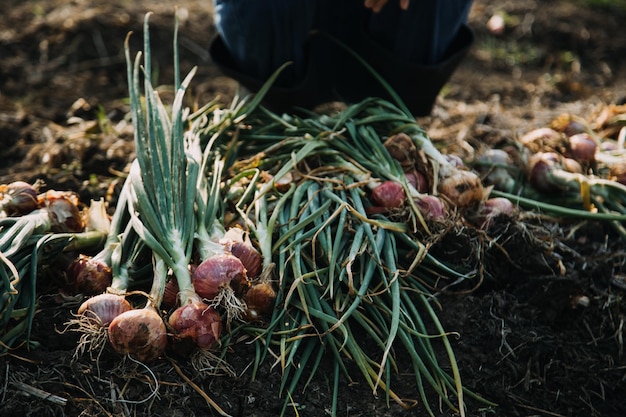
[212,0,315,85]
[367,0,473,66]
[330,0,475,116]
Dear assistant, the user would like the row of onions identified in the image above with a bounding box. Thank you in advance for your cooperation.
[473,105,626,239]
[72,14,260,367]
[3,12,626,417]
[0,181,110,351]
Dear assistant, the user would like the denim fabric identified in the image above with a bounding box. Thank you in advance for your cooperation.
[213,0,473,83]
[368,0,473,65]
[213,0,316,82]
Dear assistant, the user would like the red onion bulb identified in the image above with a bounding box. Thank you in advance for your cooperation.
[67,254,113,295]
[370,180,406,208]
[44,193,84,233]
[168,303,222,351]
[414,195,447,221]
[221,228,262,279]
[404,169,429,193]
[475,197,517,229]
[77,293,132,326]
[567,133,597,164]
[0,181,39,216]
[192,253,249,300]
[527,152,561,193]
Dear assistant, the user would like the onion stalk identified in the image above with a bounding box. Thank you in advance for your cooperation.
[121,14,233,362]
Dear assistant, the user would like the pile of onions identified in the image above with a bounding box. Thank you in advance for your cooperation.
[385,132,485,210]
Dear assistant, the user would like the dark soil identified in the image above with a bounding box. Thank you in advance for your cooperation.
[1,1,626,416]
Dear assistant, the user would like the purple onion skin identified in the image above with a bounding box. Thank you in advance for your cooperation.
[0,181,39,216]
[414,195,447,221]
[567,133,597,165]
[192,253,249,300]
[168,303,222,354]
[475,197,517,229]
[528,152,561,193]
[77,293,132,326]
[404,170,429,193]
[371,181,406,208]
[67,255,113,295]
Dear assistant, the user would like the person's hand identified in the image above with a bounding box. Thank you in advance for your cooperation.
[364,0,410,13]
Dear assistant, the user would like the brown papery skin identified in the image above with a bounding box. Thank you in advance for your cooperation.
[230,241,262,279]
[0,181,39,216]
[384,133,416,170]
[438,170,484,208]
[244,282,277,321]
[107,308,167,363]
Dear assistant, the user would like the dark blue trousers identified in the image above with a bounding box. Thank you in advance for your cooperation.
[210,0,474,115]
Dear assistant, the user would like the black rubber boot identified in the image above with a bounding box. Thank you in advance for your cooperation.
[333,24,475,116]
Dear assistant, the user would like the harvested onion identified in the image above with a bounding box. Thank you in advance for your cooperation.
[437,169,484,207]
[243,282,277,322]
[220,227,262,279]
[193,253,249,300]
[567,133,597,165]
[77,293,132,326]
[527,152,563,193]
[384,133,416,170]
[192,253,249,321]
[107,307,168,363]
[67,254,113,295]
[414,195,447,221]
[370,180,406,208]
[168,302,222,353]
[42,192,84,233]
[473,197,517,229]
[404,169,429,194]
[0,181,39,216]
